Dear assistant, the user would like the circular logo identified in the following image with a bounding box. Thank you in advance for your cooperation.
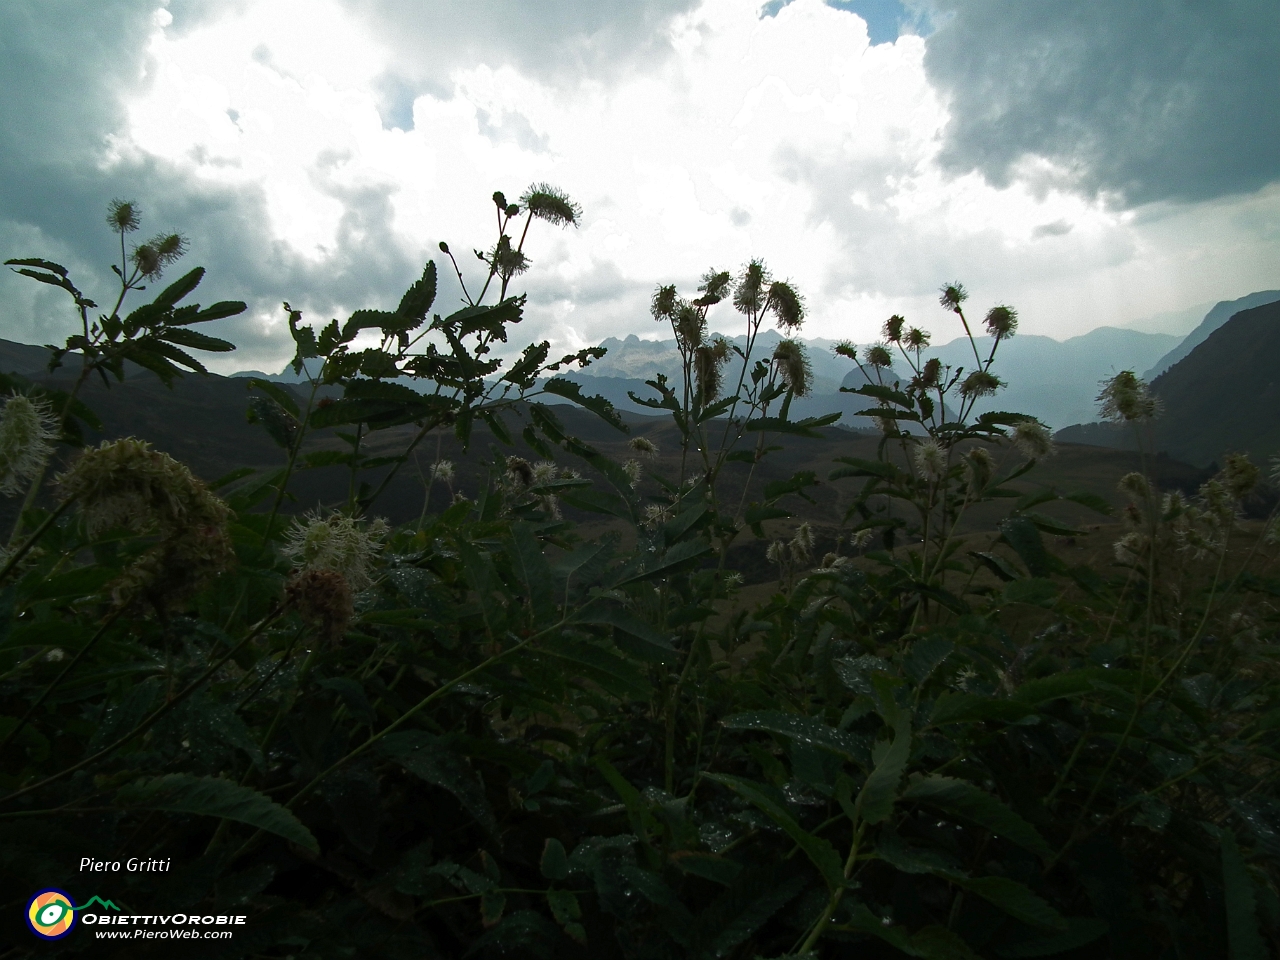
[26,890,77,940]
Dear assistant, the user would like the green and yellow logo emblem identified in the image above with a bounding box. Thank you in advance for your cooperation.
[26,889,76,940]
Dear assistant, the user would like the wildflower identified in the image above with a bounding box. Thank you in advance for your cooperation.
[864,344,893,368]
[520,183,581,227]
[939,282,968,313]
[1097,371,1158,422]
[45,647,65,662]
[768,281,804,332]
[284,569,355,644]
[954,666,978,691]
[791,522,815,559]
[723,571,744,587]
[960,370,1001,399]
[106,199,141,234]
[1012,419,1054,460]
[734,260,769,315]
[1200,478,1236,527]
[766,540,785,564]
[984,305,1018,339]
[913,440,946,480]
[629,436,659,459]
[883,315,906,343]
[773,339,811,396]
[1221,454,1260,500]
[623,459,642,489]
[430,460,455,484]
[821,552,839,568]
[964,447,994,495]
[489,234,529,281]
[0,394,59,496]
[280,511,387,592]
[651,284,678,322]
[531,461,559,485]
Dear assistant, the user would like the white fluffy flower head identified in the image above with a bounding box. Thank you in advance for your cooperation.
[281,512,388,591]
[0,393,58,496]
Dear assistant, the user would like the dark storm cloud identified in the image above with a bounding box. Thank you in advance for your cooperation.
[923,0,1280,206]
[0,1,435,369]
[340,0,702,127]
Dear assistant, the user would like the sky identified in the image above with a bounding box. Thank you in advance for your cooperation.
[0,0,1277,375]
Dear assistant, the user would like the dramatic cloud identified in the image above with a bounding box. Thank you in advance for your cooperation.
[924,0,1280,205]
[0,0,1276,377]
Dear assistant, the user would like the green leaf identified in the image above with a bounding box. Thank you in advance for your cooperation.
[996,918,1110,957]
[764,470,818,503]
[117,774,318,853]
[159,327,235,352]
[612,537,713,587]
[542,377,627,432]
[540,838,570,880]
[577,602,677,664]
[744,412,841,437]
[952,876,1066,930]
[722,711,865,763]
[1002,578,1059,607]
[245,378,300,417]
[704,774,844,890]
[1222,830,1268,960]
[152,267,204,307]
[595,757,657,839]
[901,776,1052,858]
[998,517,1062,578]
[380,732,499,836]
[396,260,437,324]
[187,300,247,324]
[856,714,911,825]
[508,523,555,623]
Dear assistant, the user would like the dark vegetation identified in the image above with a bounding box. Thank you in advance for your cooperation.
[0,193,1277,959]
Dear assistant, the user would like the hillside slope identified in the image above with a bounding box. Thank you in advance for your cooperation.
[1144,290,1280,379]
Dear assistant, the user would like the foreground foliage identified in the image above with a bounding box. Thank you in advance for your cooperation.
[0,195,1277,959]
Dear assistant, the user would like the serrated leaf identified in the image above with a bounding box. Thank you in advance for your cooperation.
[704,774,844,890]
[952,875,1066,930]
[1222,830,1267,960]
[117,774,318,853]
[540,838,569,880]
[856,714,911,825]
[380,732,498,836]
[901,776,1052,858]
[722,711,864,763]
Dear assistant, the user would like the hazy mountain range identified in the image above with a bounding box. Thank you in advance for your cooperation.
[1057,298,1280,466]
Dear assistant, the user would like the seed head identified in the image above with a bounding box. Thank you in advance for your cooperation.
[913,440,946,480]
[107,199,141,234]
[696,269,733,306]
[280,511,387,592]
[1118,471,1150,503]
[850,528,874,548]
[675,302,705,350]
[1114,532,1146,564]
[964,446,994,495]
[1012,419,1054,460]
[1097,371,1158,422]
[915,357,942,389]
[285,569,355,645]
[430,459,455,484]
[132,232,187,279]
[766,540,785,564]
[984,305,1018,339]
[939,282,968,313]
[960,370,1001,398]
[768,280,804,332]
[834,340,858,361]
[734,260,770,315]
[629,436,659,459]
[651,284,678,322]
[883,315,906,343]
[519,183,580,227]
[1221,454,1259,500]
[864,344,893,368]
[695,344,723,404]
[532,461,559,485]
[0,394,59,496]
[904,327,930,350]
[506,456,534,488]
[773,338,811,396]
[623,459,642,489]
[790,521,815,558]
